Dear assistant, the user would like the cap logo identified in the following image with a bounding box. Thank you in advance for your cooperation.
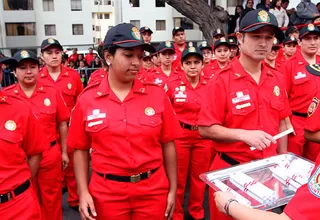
[20,50,30,58]
[257,10,270,23]
[131,27,141,40]
[48,38,55,44]
[175,27,180,30]
[165,40,172,48]
[217,29,221,34]
[220,37,226,42]
[273,38,277,45]
[145,51,150,56]
[229,39,234,43]
[290,36,295,41]
[188,47,196,52]
[188,42,193,47]
[145,26,149,30]
[201,41,207,47]
[308,24,315,31]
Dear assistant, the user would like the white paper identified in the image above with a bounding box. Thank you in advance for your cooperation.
[269,166,301,189]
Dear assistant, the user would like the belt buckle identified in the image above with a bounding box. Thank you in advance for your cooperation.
[191,125,198,131]
[130,174,141,183]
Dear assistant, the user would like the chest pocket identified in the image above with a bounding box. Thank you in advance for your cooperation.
[85,119,109,134]
[0,130,24,162]
[270,99,284,111]
[293,72,309,85]
[63,88,76,96]
[138,115,162,136]
[230,90,256,116]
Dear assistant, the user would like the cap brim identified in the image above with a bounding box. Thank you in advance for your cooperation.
[242,23,284,41]
[306,65,320,77]
[158,48,175,53]
[299,31,320,40]
[141,30,153,34]
[116,41,156,53]
[41,44,63,52]
[181,52,203,62]
[200,46,212,50]
[173,28,184,36]
[214,42,230,50]
[0,57,17,66]
[213,33,225,37]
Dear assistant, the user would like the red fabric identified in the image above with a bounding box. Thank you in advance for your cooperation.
[88,68,108,86]
[39,65,83,112]
[68,54,78,63]
[0,187,42,220]
[84,53,95,66]
[198,59,291,162]
[202,60,226,79]
[67,77,182,175]
[284,155,320,220]
[89,166,169,220]
[0,91,48,194]
[173,43,186,72]
[146,66,183,89]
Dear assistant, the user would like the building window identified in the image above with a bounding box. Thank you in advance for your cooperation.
[156,20,166,31]
[104,13,110,19]
[92,13,95,18]
[3,0,33,10]
[71,0,82,11]
[155,0,165,7]
[97,14,103,19]
[129,0,139,7]
[43,0,54,11]
[95,26,101,31]
[130,20,140,28]
[45,24,56,36]
[174,17,194,30]
[72,24,83,35]
[93,37,96,43]
[104,0,111,5]
[92,25,95,31]
[5,23,36,36]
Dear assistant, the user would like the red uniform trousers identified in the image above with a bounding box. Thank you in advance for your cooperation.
[89,166,169,220]
[288,115,320,161]
[64,148,79,207]
[0,187,42,220]
[173,129,211,220]
[33,144,62,220]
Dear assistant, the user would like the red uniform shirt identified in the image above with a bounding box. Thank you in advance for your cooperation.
[84,53,95,66]
[39,65,83,112]
[167,74,208,126]
[198,59,291,162]
[0,91,48,194]
[147,66,183,89]
[4,83,70,142]
[67,77,181,175]
[173,43,186,72]
[87,68,108,86]
[284,155,320,220]
[283,52,320,113]
[68,54,78,63]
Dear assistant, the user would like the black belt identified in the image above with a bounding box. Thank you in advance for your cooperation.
[96,167,159,183]
[292,111,308,118]
[50,140,57,147]
[220,153,240,166]
[180,122,199,131]
[0,180,30,204]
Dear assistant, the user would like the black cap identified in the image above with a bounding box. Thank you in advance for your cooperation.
[306,64,320,76]
[181,46,203,62]
[299,24,320,40]
[198,41,212,51]
[214,37,230,50]
[283,36,298,45]
[0,50,39,67]
[240,9,284,41]
[212,29,224,37]
[157,41,175,53]
[143,51,152,58]
[103,23,155,53]
[41,38,63,52]
[272,38,281,47]
[228,38,238,46]
[285,26,298,37]
[172,26,184,36]
[140,26,153,34]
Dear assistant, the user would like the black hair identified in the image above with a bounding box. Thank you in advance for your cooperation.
[270,0,280,9]
[104,45,119,56]
[234,5,244,18]
[281,0,289,4]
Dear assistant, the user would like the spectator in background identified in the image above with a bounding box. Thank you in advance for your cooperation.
[270,0,289,27]
[140,26,153,44]
[69,60,76,69]
[239,0,254,24]
[1,63,14,87]
[317,2,320,13]
[61,54,69,67]
[68,48,78,63]
[90,56,102,68]
[228,5,243,33]
[295,0,319,24]
[78,60,87,87]
[84,47,95,66]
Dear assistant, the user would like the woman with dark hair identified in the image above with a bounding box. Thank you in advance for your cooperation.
[228,5,244,33]
[239,0,254,24]
[270,0,289,27]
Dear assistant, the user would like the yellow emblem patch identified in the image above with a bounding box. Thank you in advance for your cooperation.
[273,86,280,96]
[308,97,319,117]
[44,98,51,106]
[144,107,155,116]
[5,120,16,131]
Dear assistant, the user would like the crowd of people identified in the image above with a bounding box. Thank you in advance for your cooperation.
[1,4,320,220]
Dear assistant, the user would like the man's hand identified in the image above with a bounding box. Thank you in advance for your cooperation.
[62,152,69,170]
[240,130,276,151]
[165,190,176,219]
[79,192,97,220]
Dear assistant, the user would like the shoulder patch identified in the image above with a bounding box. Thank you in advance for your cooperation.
[307,97,319,117]
[308,166,320,198]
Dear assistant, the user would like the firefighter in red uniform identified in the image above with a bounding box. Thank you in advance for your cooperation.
[167,46,211,220]
[172,27,186,71]
[211,38,231,70]
[198,9,291,220]
[199,41,215,79]
[139,26,153,44]
[67,23,181,220]
[3,50,70,220]
[0,57,48,220]
[142,51,154,72]
[39,38,83,209]
[229,38,240,61]
[277,36,298,65]
[283,24,320,161]
[84,47,95,67]
[264,39,282,70]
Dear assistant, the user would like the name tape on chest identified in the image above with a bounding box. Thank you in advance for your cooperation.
[232,91,251,104]
[87,109,106,121]
[294,72,307,80]
[87,120,103,127]
[235,102,251,110]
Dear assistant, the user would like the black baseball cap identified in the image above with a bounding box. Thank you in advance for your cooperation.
[228,38,238,47]
[283,36,298,45]
[299,24,320,40]
[306,64,320,76]
[157,41,175,53]
[240,9,284,41]
[198,41,212,51]
[143,51,152,58]
[181,46,203,63]
[0,50,39,67]
[172,26,185,36]
[41,38,63,52]
[212,29,224,38]
[285,26,298,37]
[140,26,153,34]
[103,23,155,53]
[214,37,230,50]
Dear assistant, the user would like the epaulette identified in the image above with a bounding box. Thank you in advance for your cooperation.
[77,79,101,99]
[2,84,17,91]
